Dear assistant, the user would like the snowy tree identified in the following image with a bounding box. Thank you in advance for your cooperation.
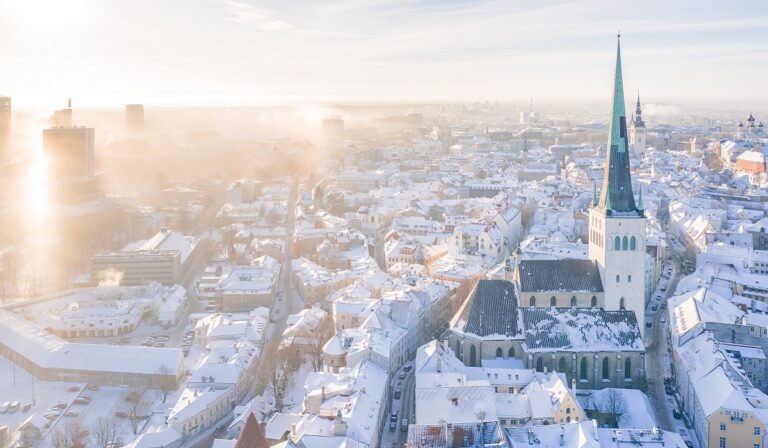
[307,314,334,372]
[92,416,120,448]
[156,364,174,403]
[122,387,151,435]
[269,344,301,412]
[51,417,88,448]
[600,389,628,425]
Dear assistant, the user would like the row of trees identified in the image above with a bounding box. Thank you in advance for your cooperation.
[50,416,120,448]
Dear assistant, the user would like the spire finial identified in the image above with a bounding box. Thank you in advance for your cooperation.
[617,30,621,39]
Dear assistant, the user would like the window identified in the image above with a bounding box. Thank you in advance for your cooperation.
[720,423,726,431]
[591,296,597,307]
[616,275,620,283]
[571,296,577,307]
[550,296,557,307]
[558,357,566,373]
[622,236,628,250]
[630,236,637,250]
[755,427,761,435]
[602,356,610,380]
[469,345,477,367]
[496,347,503,358]
[628,275,632,283]
[719,437,726,448]
[508,347,515,358]
[620,297,625,310]
[624,357,632,380]
[580,357,588,380]
[530,296,536,307]
[614,236,621,250]
[536,357,544,372]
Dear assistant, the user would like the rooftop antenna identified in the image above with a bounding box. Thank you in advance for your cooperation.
[67,98,72,109]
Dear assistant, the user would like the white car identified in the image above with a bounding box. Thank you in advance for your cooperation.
[0,402,9,413]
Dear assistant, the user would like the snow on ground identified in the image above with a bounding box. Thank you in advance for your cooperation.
[256,361,314,415]
[0,355,173,446]
[577,388,656,429]
[0,356,80,434]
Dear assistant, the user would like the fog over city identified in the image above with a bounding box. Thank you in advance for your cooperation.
[0,2,767,448]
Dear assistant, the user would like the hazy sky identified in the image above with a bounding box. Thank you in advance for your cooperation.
[1,0,767,108]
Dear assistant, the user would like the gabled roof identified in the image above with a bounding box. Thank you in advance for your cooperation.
[517,259,603,293]
[236,413,269,448]
[522,307,643,352]
[454,280,521,338]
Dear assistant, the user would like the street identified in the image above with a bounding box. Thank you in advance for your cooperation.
[643,230,698,447]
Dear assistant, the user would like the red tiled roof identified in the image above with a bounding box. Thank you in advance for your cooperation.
[235,413,269,448]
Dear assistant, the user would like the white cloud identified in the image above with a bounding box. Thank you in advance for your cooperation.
[219,0,291,31]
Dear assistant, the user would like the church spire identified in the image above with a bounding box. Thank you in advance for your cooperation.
[634,91,645,127]
[597,33,639,215]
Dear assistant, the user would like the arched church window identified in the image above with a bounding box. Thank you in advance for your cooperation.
[622,236,628,250]
[530,296,536,307]
[591,296,597,307]
[630,236,637,250]
[570,296,577,307]
[619,297,625,310]
[614,236,621,250]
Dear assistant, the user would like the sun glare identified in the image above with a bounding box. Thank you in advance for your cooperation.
[4,0,88,32]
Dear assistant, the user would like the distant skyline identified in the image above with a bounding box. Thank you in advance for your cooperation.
[1,0,767,108]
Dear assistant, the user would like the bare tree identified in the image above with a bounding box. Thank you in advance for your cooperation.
[269,344,301,412]
[156,364,174,403]
[601,389,628,421]
[122,387,151,435]
[307,314,334,372]
[51,417,88,448]
[92,416,120,448]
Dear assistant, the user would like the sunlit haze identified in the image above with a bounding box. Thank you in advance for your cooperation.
[1,0,768,107]
[1,3,768,448]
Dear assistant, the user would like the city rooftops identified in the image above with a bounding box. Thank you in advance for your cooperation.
[517,259,603,293]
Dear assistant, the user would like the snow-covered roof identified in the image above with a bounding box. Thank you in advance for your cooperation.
[0,310,182,376]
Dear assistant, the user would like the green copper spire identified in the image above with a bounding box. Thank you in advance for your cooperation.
[592,181,598,206]
[598,33,639,215]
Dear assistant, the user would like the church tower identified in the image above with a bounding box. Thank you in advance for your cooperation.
[629,93,646,157]
[588,35,647,331]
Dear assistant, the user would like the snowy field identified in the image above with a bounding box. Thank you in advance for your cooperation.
[0,355,174,446]
[0,356,80,434]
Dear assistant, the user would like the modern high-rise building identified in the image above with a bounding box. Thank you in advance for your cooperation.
[322,115,344,141]
[51,99,73,127]
[588,34,647,331]
[0,96,10,134]
[42,126,95,179]
[125,104,144,133]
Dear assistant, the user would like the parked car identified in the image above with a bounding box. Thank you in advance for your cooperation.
[0,402,9,414]
[9,401,20,412]
[394,390,401,400]
[52,402,67,410]
[645,322,652,328]
[651,305,658,311]
[660,317,667,324]
[404,365,413,372]
[672,409,681,419]
[398,371,407,380]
